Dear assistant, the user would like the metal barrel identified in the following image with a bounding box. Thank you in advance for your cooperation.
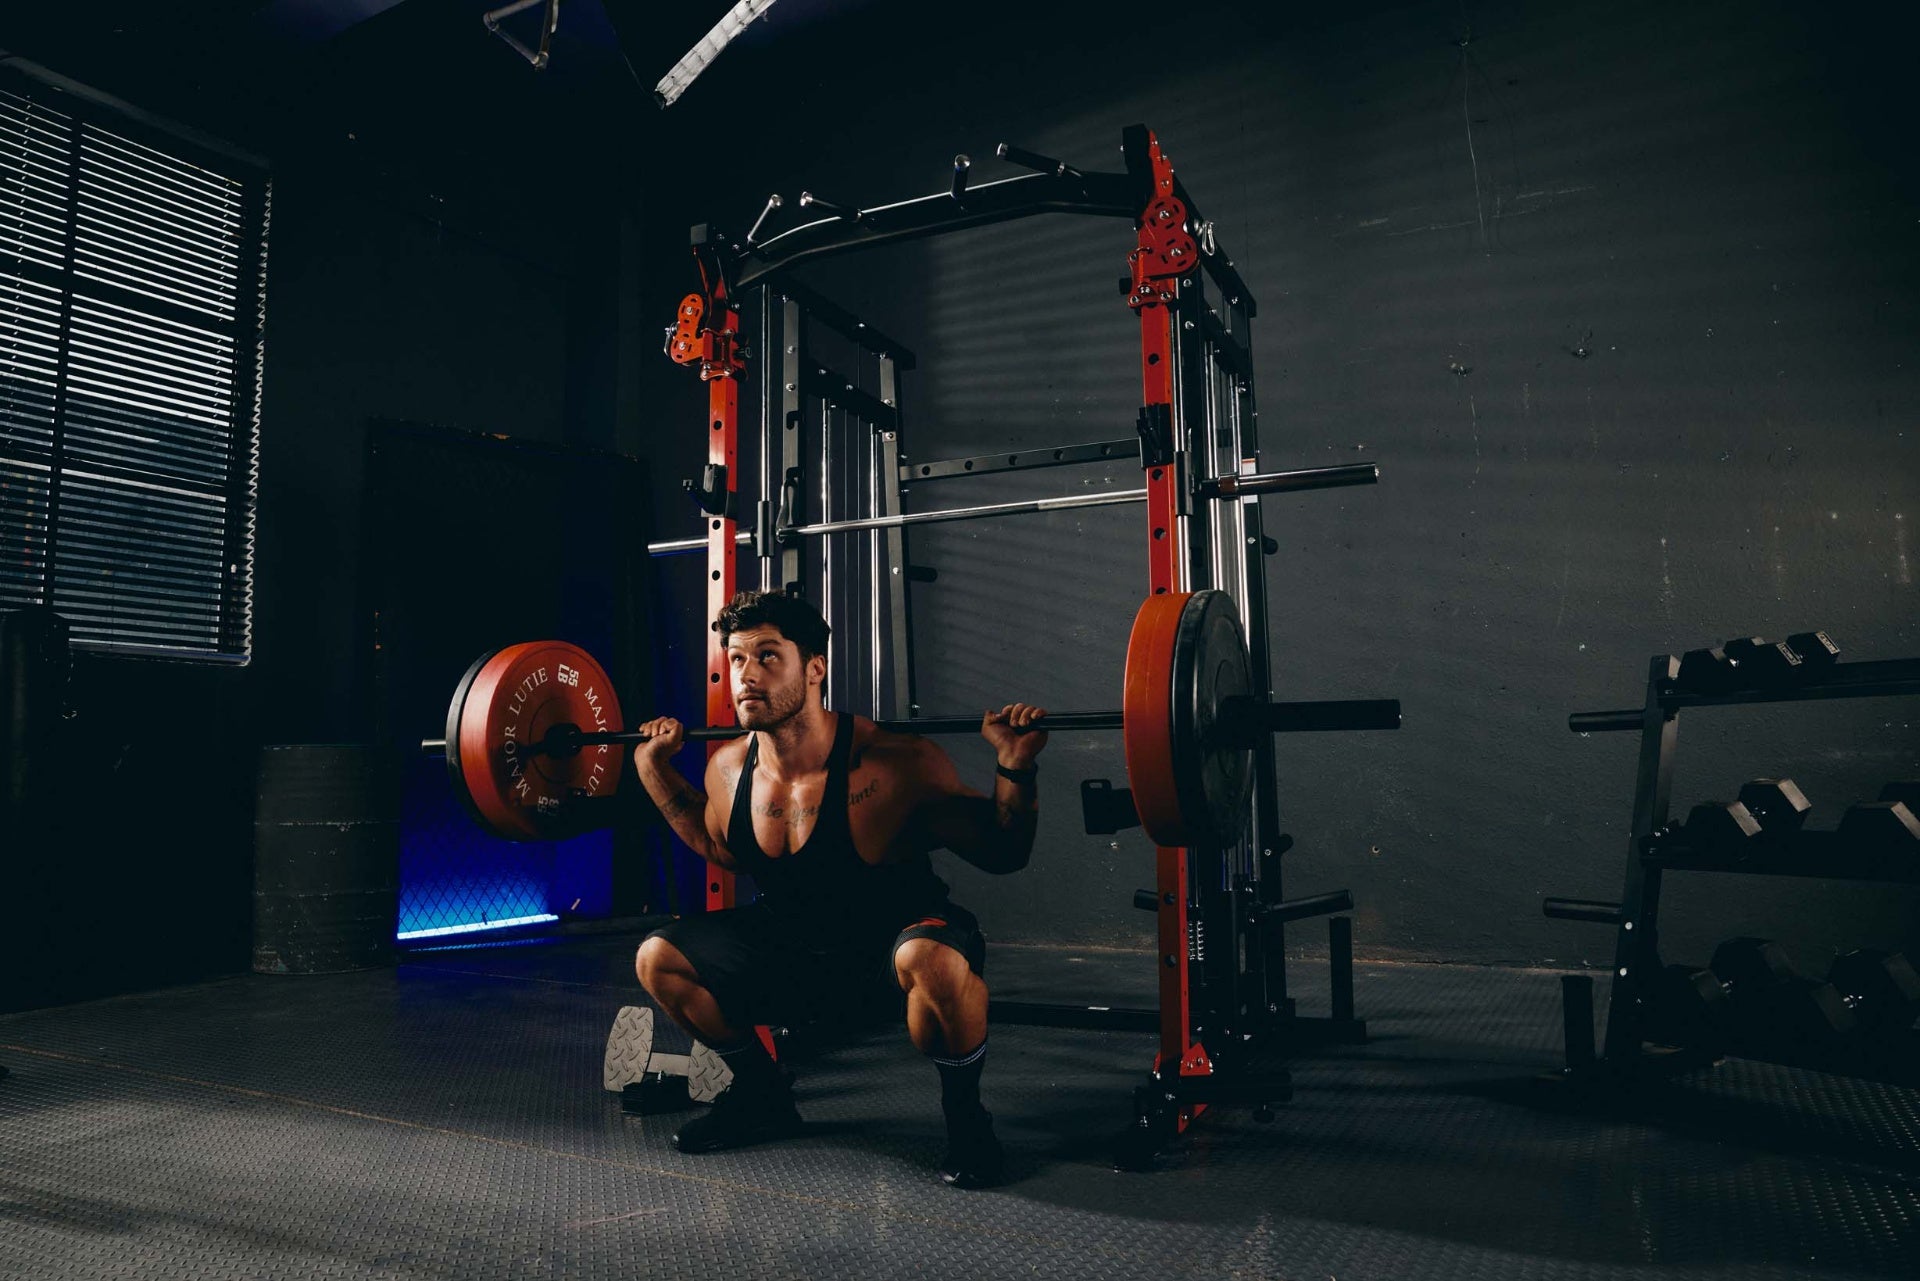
[252,744,400,975]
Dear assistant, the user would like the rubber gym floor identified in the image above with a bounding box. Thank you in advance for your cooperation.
[2,934,1915,1280]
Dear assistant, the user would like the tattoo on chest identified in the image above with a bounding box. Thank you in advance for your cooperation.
[754,777,883,827]
[754,799,820,822]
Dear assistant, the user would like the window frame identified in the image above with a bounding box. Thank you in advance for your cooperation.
[0,61,269,664]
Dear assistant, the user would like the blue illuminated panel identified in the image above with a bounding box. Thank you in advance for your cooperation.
[397,755,613,943]
[397,913,559,941]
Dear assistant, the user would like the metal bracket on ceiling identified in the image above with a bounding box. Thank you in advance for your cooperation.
[483,0,561,71]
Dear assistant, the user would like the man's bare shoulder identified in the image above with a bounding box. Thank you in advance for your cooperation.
[852,718,961,786]
[702,736,749,781]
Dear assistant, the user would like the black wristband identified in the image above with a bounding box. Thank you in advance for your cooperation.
[995,763,1038,786]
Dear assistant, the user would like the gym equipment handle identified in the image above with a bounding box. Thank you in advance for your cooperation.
[1257,697,1400,733]
[1542,897,1625,924]
[1568,709,1643,734]
[1259,889,1355,925]
[1201,463,1378,498]
[996,142,1076,177]
[1217,698,1401,745]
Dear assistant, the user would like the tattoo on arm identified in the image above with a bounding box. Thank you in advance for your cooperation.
[665,787,704,817]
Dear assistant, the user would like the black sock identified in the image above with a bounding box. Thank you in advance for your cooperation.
[933,1036,987,1123]
[715,1036,779,1095]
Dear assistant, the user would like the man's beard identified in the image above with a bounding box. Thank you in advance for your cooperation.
[736,680,805,729]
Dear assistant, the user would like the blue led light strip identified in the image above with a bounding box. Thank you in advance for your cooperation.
[396,913,559,941]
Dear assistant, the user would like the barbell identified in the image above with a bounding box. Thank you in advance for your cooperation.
[423,590,1400,848]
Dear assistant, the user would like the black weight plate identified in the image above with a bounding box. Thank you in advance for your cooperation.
[443,646,501,833]
[1168,590,1255,849]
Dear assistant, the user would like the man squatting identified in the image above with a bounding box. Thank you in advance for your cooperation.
[631,590,1048,1188]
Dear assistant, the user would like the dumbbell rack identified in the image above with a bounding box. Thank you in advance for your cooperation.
[1548,651,1920,1089]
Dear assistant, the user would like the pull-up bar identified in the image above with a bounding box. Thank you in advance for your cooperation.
[705,128,1256,311]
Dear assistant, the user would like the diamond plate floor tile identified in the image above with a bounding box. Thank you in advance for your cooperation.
[1,937,1916,1279]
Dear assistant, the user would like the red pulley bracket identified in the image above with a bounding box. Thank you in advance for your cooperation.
[667,292,747,381]
[1127,133,1196,311]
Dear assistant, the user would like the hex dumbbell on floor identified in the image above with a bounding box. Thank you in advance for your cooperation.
[1827,950,1920,1044]
[1709,937,1857,1054]
[1648,964,1738,1048]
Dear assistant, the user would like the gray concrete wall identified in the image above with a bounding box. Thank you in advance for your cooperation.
[637,0,1920,968]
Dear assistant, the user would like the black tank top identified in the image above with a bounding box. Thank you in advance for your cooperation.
[726,711,949,925]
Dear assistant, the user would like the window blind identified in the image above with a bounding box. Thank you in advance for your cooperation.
[0,79,266,660]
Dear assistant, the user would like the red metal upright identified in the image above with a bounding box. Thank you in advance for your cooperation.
[669,279,746,913]
[1126,129,1212,1128]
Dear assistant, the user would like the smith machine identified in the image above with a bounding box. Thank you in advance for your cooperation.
[653,126,1397,1167]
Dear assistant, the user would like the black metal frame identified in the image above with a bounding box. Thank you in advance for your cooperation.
[669,125,1388,1168]
[1548,653,1920,1089]
[902,437,1142,484]
[742,284,918,719]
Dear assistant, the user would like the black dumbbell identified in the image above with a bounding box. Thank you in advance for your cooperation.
[1675,631,1839,695]
[1879,781,1920,809]
[1682,800,1762,857]
[1838,800,1920,866]
[1646,963,1738,1048]
[1737,778,1811,837]
[1785,630,1840,670]
[1709,937,1857,1054]
[1828,949,1920,1043]
[1722,636,1803,685]
[1676,645,1740,694]
[1682,779,1812,860]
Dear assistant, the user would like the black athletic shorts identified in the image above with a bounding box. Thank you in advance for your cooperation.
[646,900,986,1029]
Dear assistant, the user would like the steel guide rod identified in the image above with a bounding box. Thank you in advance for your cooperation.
[819,394,835,701]
[643,461,1378,554]
[756,286,777,592]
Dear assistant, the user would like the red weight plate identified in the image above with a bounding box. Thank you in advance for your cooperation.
[452,640,624,841]
[1124,592,1191,847]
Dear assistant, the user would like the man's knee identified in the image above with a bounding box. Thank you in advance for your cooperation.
[895,937,972,998]
[636,934,695,996]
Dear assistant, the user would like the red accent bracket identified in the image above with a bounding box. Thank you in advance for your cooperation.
[668,292,747,381]
[667,262,747,911]
[1126,133,1196,312]
[1126,129,1203,1122]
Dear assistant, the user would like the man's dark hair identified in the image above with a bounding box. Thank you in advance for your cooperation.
[716,590,831,664]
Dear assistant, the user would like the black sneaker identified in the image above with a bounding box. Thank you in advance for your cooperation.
[939,1109,1004,1188]
[672,1079,804,1154]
